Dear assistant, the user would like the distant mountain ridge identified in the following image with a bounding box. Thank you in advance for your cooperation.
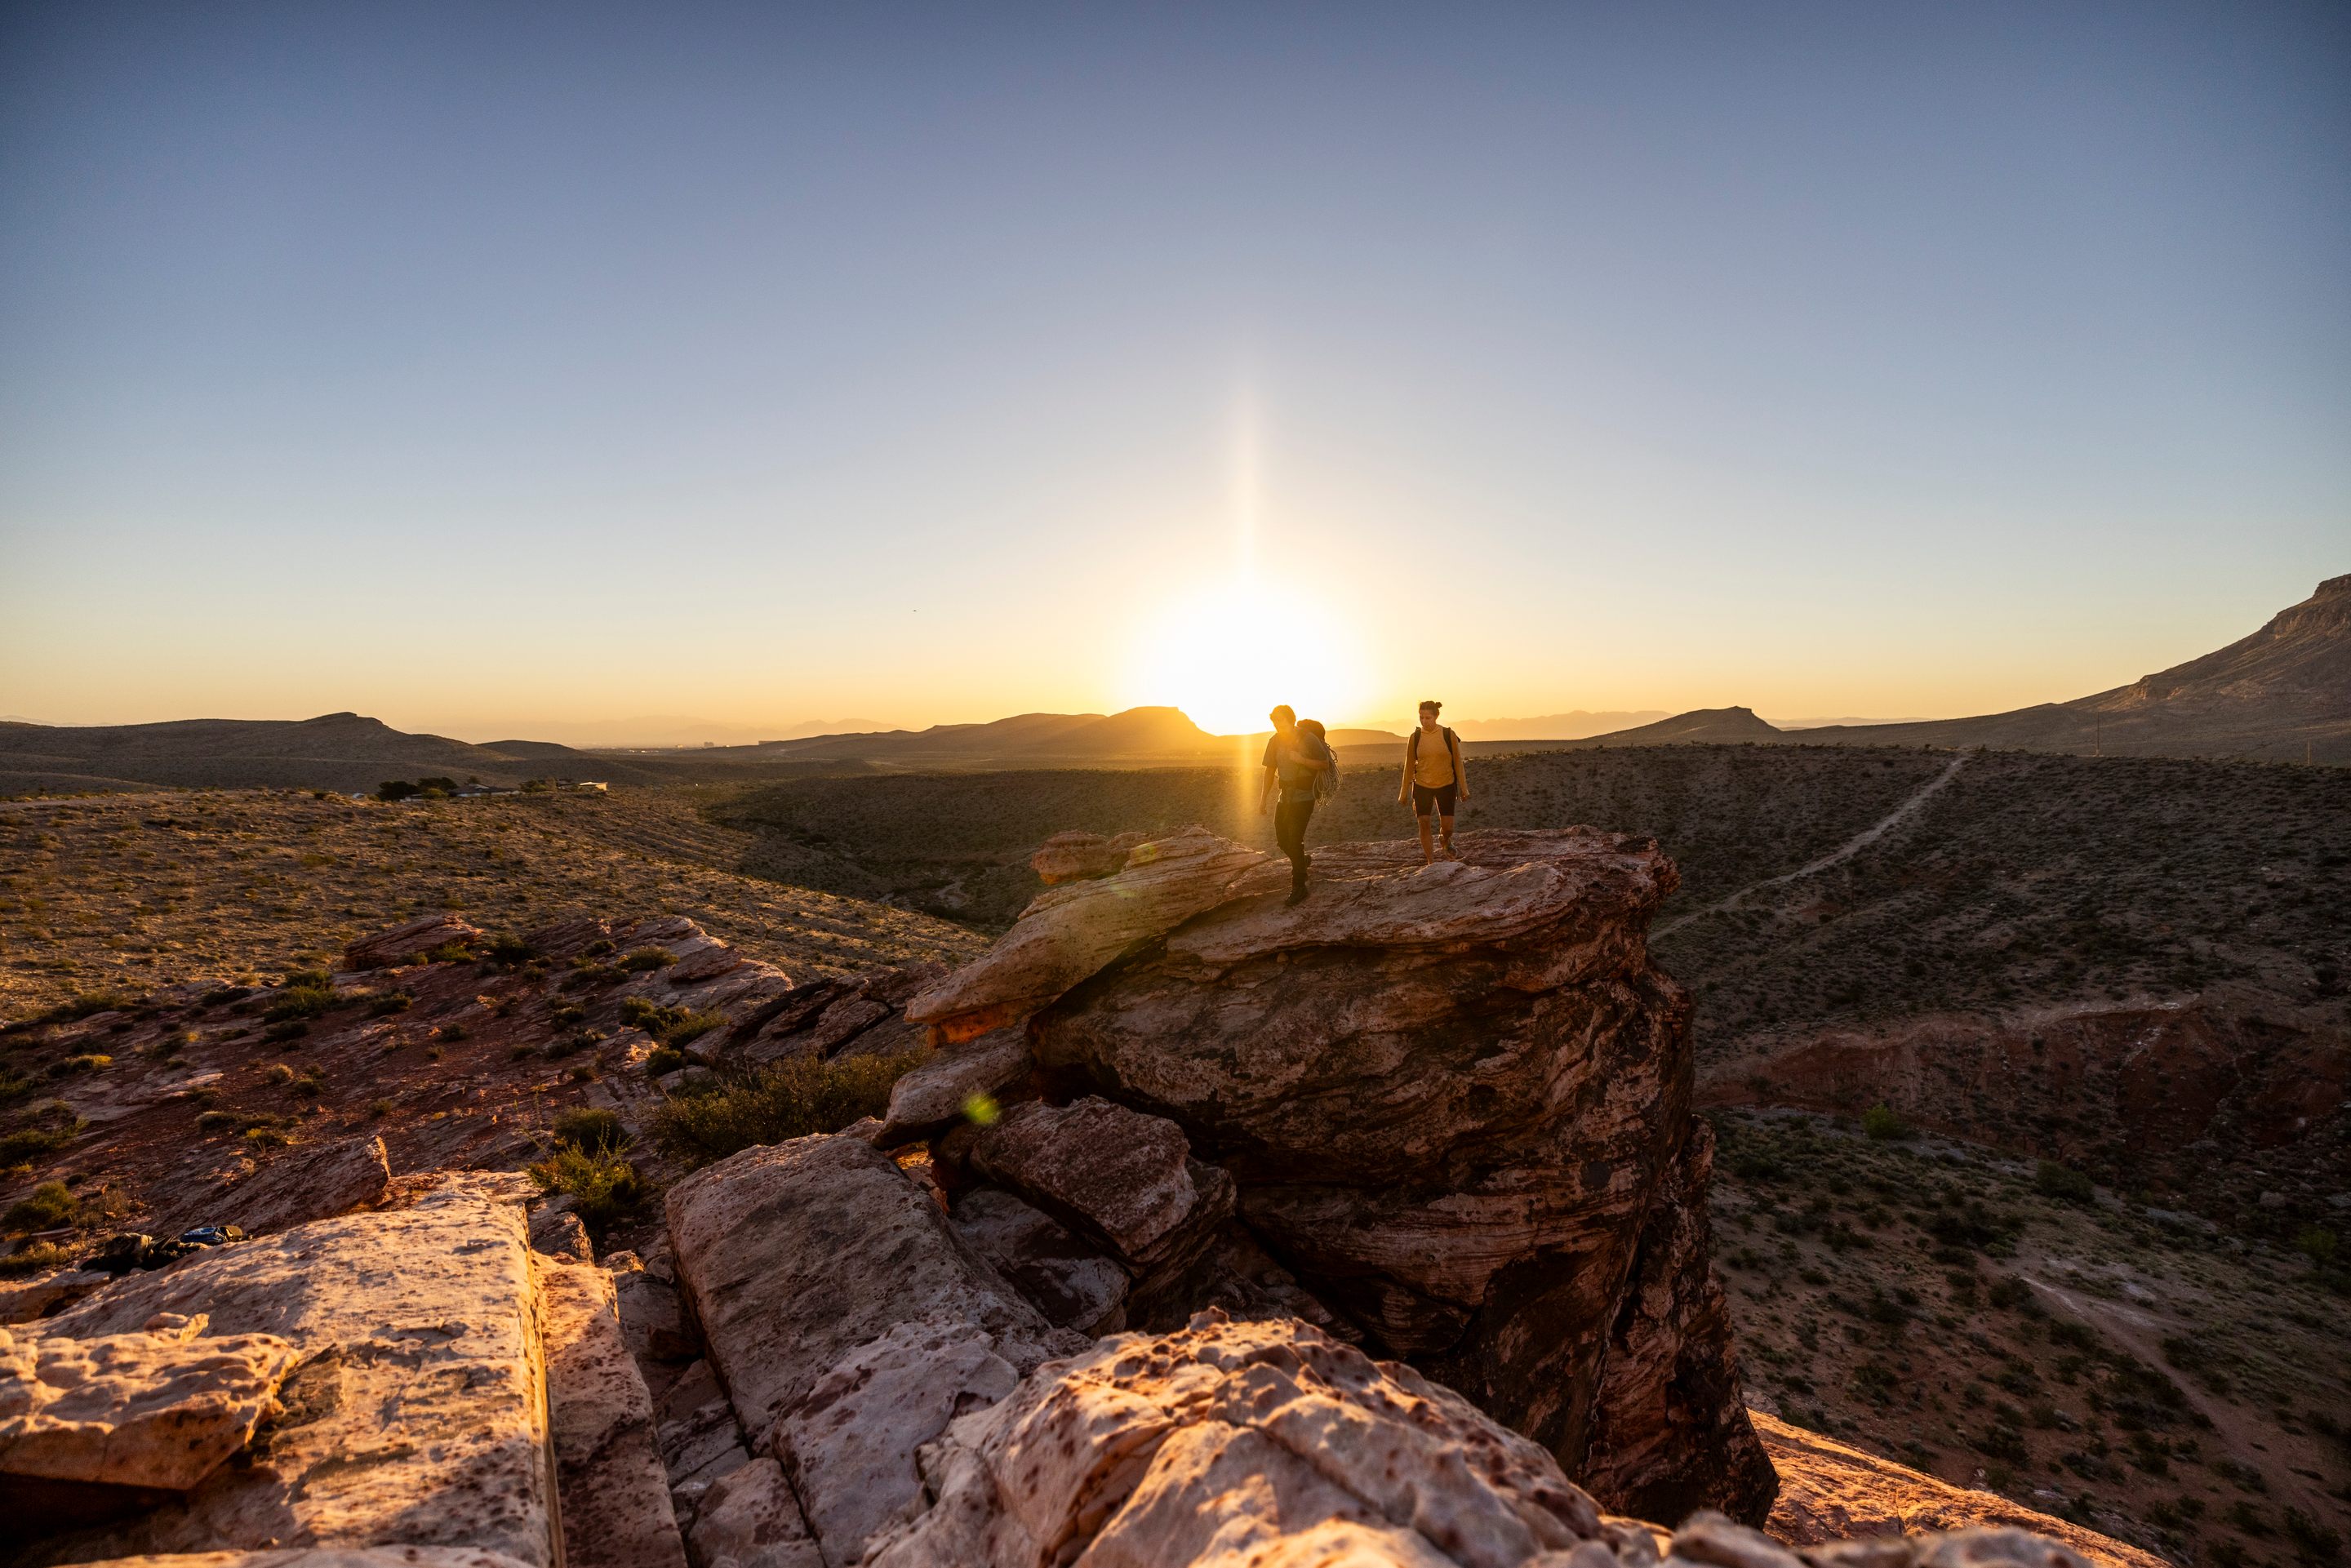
[1562,575,2350,763]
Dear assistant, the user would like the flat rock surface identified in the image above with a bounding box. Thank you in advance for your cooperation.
[686,1456,821,1568]
[26,1186,555,1567]
[1751,1411,2166,1568]
[0,1321,299,1490]
[905,827,1266,1040]
[539,1259,687,1568]
[663,1133,1076,1453]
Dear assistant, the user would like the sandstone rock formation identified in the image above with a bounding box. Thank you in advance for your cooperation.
[27,1184,560,1566]
[342,913,484,971]
[907,825,1268,1041]
[664,1132,1087,1565]
[0,1317,299,1492]
[1749,1412,2169,1568]
[915,825,1775,1521]
[539,1259,687,1568]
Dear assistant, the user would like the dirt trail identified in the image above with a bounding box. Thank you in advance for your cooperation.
[2014,1255,2337,1529]
[1655,753,1969,939]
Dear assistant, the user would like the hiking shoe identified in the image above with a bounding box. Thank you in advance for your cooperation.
[1286,886,1308,907]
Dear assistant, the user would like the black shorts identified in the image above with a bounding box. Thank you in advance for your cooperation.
[1412,781,1458,818]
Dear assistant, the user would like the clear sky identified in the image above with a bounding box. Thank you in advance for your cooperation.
[2,2,2345,740]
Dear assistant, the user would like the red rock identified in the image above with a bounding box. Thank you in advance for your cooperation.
[970,1097,1228,1272]
[341,914,483,971]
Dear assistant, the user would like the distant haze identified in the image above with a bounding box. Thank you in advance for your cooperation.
[2,6,2344,731]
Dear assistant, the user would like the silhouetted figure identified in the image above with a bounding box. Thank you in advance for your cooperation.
[1259,704,1330,904]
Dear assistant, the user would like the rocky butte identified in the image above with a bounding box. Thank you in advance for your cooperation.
[2,827,2166,1568]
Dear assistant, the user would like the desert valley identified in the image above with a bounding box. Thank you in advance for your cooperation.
[2,577,2344,1568]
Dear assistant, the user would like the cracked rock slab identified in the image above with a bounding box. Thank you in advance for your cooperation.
[0,1321,299,1491]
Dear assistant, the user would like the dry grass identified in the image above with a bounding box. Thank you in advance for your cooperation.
[0,787,981,1023]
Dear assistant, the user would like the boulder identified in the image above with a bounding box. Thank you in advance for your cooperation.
[968,1096,1229,1271]
[863,1309,1609,1567]
[686,1457,822,1568]
[1749,1411,2167,1568]
[216,1135,392,1237]
[530,1204,593,1264]
[906,827,1267,1041]
[666,1133,1090,1567]
[538,1259,687,1568]
[0,1319,300,1491]
[28,1184,558,1566]
[612,1264,697,1364]
[734,964,944,1066]
[948,1187,1129,1335]
[776,1317,1022,1564]
[878,1029,1034,1146]
[1030,828,1153,885]
[663,1134,1078,1454]
[341,913,482,971]
[931,826,1772,1521]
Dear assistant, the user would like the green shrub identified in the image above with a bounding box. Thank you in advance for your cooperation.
[552,1107,627,1153]
[484,935,536,966]
[2,1180,78,1232]
[0,1124,75,1166]
[619,997,723,1046]
[49,1054,112,1076]
[0,1241,71,1278]
[263,1019,310,1042]
[265,986,336,1022]
[652,1053,920,1170]
[368,990,414,1015]
[424,940,477,964]
[645,1047,687,1077]
[377,780,420,802]
[2034,1160,2095,1203]
[282,967,332,990]
[2294,1225,2338,1266]
[617,948,674,973]
[1860,1103,1909,1141]
[197,1109,239,1131]
[261,1063,296,1085]
[529,1146,645,1232]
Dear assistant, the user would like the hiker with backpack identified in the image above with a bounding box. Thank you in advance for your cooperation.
[1398,700,1468,863]
[1259,705,1336,905]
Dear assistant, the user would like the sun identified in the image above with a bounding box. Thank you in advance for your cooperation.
[1125,580,1367,736]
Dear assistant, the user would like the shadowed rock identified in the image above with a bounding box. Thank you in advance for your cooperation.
[539,1259,687,1568]
[341,913,483,971]
[878,1028,1034,1145]
[216,1135,391,1237]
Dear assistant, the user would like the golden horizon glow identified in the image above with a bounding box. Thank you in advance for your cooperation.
[1122,577,1371,737]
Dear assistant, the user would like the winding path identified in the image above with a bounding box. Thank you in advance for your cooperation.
[1652,752,1970,940]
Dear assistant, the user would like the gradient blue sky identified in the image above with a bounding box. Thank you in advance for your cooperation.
[3,2,2345,740]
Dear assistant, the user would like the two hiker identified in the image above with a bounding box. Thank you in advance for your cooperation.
[1260,698,1472,903]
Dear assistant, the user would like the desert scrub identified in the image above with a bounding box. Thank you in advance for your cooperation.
[616,947,674,973]
[2,1179,77,1232]
[618,996,723,1046]
[34,989,138,1024]
[2035,1161,2096,1203]
[0,1241,72,1278]
[47,1054,112,1076]
[652,1051,920,1169]
[367,990,414,1015]
[1860,1103,1909,1141]
[551,1106,626,1153]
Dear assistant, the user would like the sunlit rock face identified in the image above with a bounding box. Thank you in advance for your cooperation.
[924,824,1776,1522]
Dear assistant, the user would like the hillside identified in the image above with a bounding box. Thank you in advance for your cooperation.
[0,787,980,1023]
[0,713,653,795]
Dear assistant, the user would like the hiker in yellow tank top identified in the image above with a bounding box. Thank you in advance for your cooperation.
[1397,699,1468,864]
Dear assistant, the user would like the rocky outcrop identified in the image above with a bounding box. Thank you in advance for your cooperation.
[878,1028,1033,1144]
[907,826,1268,1042]
[1750,1412,2168,1568]
[26,1184,559,1566]
[0,1317,299,1492]
[969,826,1775,1520]
[664,1132,1086,1566]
